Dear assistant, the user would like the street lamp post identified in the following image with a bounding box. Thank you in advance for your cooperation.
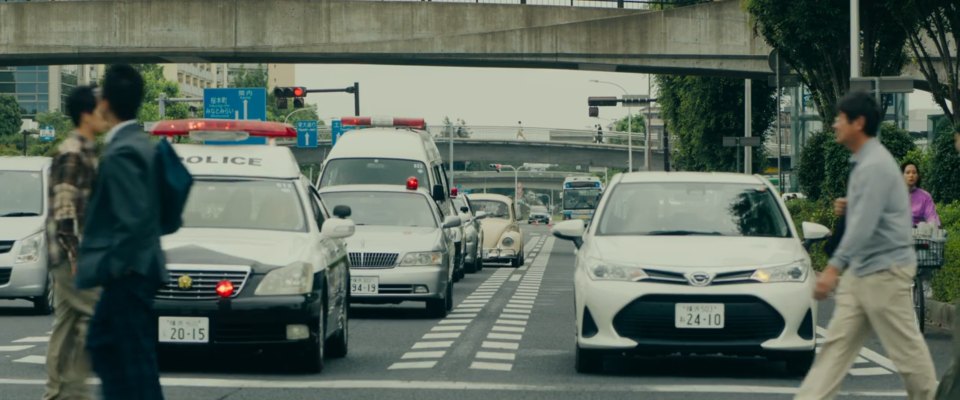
[283,108,315,125]
[490,163,524,215]
[590,80,633,171]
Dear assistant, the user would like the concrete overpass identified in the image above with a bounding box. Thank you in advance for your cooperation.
[453,170,592,191]
[1,0,776,78]
[287,138,665,170]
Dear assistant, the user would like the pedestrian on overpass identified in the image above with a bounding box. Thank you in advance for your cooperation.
[75,65,167,400]
[42,86,105,400]
[795,92,937,400]
[595,124,603,144]
[516,121,527,140]
[935,129,960,400]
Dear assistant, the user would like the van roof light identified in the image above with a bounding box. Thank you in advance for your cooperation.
[150,119,297,139]
[341,116,425,129]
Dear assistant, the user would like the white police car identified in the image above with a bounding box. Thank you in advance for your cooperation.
[149,119,355,372]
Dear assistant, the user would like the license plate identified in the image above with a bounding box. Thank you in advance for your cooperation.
[158,317,209,343]
[350,276,379,294]
[675,303,724,329]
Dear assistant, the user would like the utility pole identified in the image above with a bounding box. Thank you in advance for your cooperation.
[850,0,860,79]
[744,79,753,175]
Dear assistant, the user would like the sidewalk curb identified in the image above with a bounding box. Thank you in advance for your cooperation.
[927,298,955,331]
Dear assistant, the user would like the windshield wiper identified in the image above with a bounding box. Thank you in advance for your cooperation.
[646,230,724,236]
[0,212,40,217]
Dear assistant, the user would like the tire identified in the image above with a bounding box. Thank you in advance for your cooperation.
[33,273,54,315]
[325,296,349,359]
[464,247,478,274]
[453,247,464,282]
[784,350,815,377]
[426,282,450,318]
[913,277,926,334]
[575,345,604,374]
[445,281,453,311]
[302,303,326,373]
[474,256,484,273]
[511,256,521,268]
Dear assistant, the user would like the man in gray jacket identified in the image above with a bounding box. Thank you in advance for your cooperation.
[795,92,937,400]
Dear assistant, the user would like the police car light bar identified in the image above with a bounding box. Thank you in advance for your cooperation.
[150,119,297,139]
[341,116,425,129]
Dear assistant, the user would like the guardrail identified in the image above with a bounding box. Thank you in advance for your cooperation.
[0,0,713,11]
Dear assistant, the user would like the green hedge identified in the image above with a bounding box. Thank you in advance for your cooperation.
[788,198,960,302]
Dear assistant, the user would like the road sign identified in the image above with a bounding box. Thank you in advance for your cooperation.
[296,120,319,148]
[330,120,357,147]
[588,97,618,107]
[722,136,762,147]
[38,126,54,142]
[850,77,916,94]
[204,88,267,145]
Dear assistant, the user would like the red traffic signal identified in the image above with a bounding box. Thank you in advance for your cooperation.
[292,87,305,97]
[273,86,307,98]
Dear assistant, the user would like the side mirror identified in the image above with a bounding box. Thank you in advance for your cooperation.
[475,211,488,220]
[552,219,586,248]
[333,205,351,219]
[801,221,830,250]
[459,214,471,225]
[442,215,462,229]
[433,185,445,201]
[460,206,469,213]
[321,218,355,239]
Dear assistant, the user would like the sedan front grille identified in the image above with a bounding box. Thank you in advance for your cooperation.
[612,295,785,342]
[0,241,14,254]
[156,268,249,300]
[349,252,398,269]
[215,322,287,343]
[0,267,10,285]
[643,269,758,286]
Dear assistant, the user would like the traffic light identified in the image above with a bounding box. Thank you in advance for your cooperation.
[274,86,307,109]
[589,106,599,117]
[293,97,305,109]
[588,96,619,107]
[489,163,501,173]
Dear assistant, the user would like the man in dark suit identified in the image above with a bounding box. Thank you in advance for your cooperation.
[76,64,166,400]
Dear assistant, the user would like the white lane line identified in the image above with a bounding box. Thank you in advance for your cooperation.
[506,303,533,309]
[503,308,531,315]
[470,361,513,371]
[849,367,893,376]
[439,319,474,325]
[491,326,526,333]
[13,337,49,343]
[482,341,520,350]
[496,319,528,327]
[509,275,522,282]
[487,332,523,341]
[500,314,529,320]
[448,313,478,318]
[0,345,34,352]
[402,351,446,359]
[12,355,45,364]
[422,332,461,340]
[453,308,482,313]
[855,357,868,364]
[518,266,529,271]
[476,351,516,361]
[460,300,488,304]
[511,299,536,303]
[412,341,454,349]
[431,325,468,332]
[388,361,438,370]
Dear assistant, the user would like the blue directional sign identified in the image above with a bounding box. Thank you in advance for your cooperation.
[296,120,319,148]
[203,88,267,145]
[38,125,55,142]
[331,120,358,147]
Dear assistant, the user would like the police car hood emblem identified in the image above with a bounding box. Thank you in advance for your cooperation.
[685,271,715,287]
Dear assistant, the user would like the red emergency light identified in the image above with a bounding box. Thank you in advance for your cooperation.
[150,119,297,138]
[341,116,426,129]
[450,187,459,198]
[406,177,419,191]
[216,280,235,298]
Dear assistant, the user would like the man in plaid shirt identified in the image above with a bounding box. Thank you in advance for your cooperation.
[43,86,105,400]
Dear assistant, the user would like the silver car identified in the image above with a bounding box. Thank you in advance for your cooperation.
[0,157,53,314]
[319,185,462,318]
[454,195,486,274]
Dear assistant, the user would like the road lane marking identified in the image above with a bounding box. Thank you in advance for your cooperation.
[816,326,897,373]
[505,303,533,309]
[412,341,454,349]
[388,361,438,370]
[0,345,34,352]
[482,341,520,350]
[849,367,892,376]
[500,314,529,320]
[476,351,516,361]
[422,332,461,340]
[509,274,522,282]
[448,313,478,318]
[453,308,482,313]
[491,326,525,333]
[12,355,45,364]
[496,319,528,326]
[470,361,513,371]
[503,308,531,314]
[487,332,522,341]
[439,319,474,325]
[402,351,445,359]
[431,325,468,332]
[13,337,49,343]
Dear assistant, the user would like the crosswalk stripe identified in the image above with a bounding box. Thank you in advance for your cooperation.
[470,361,513,371]
[481,341,519,350]
[13,355,45,365]
[412,341,454,349]
[13,337,49,343]
[388,361,437,370]
[849,367,893,376]
[476,351,516,361]
[0,345,34,352]
[401,351,445,359]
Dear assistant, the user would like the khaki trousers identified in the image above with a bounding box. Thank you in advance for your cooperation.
[796,265,937,400]
[934,304,960,399]
[43,264,100,400]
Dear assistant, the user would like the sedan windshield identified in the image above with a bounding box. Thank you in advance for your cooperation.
[322,192,438,228]
[473,200,510,219]
[0,171,43,217]
[320,158,429,187]
[597,182,790,238]
[181,180,307,232]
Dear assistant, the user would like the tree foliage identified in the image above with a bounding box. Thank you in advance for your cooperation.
[0,94,23,137]
[929,119,960,203]
[796,130,831,200]
[655,75,776,172]
[608,114,646,145]
[132,64,190,123]
[744,0,910,121]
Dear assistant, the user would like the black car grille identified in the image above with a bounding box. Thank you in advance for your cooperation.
[214,322,287,343]
[349,252,398,269]
[156,269,249,300]
[0,267,11,285]
[613,295,785,342]
[642,269,758,286]
[0,241,14,254]
[378,284,414,294]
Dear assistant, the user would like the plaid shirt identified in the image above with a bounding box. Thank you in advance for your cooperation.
[46,132,99,268]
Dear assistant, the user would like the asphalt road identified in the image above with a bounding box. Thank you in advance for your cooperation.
[0,224,954,400]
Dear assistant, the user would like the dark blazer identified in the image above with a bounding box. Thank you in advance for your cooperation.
[76,122,167,289]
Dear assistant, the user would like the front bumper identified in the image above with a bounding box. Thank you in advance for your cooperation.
[575,270,815,355]
[482,248,518,262]
[350,265,446,303]
[154,294,322,349]
[0,251,47,299]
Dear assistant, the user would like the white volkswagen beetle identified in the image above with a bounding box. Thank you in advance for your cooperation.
[471,193,524,268]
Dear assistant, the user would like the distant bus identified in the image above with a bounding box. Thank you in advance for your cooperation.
[561,176,603,221]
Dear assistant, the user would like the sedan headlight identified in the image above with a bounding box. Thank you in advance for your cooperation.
[751,262,809,283]
[15,232,44,264]
[255,262,314,296]
[586,263,648,282]
[401,252,443,266]
[501,237,515,247]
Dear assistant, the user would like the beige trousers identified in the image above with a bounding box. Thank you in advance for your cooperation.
[795,264,937,400]
[43,264,100,400]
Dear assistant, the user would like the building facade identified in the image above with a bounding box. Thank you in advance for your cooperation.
[0,65,101,118]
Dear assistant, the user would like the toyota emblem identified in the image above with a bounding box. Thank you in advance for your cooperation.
[685,272,714,287]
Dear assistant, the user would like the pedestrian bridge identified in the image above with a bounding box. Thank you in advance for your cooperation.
[452,171,592,191]
[0,0,774,78]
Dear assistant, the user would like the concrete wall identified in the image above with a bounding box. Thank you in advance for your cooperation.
[0,0,775,78]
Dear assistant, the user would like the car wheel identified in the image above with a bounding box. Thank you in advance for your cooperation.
[575,345,603,374]
[453,247,464,282]
[33,273,54,315]
[445,281,453,311]
[464,249,478,274]
[784,350,815,377]
[426,292,449,318]
[302,301,326,373]
[474,256,484,273]
[325,296,349,359]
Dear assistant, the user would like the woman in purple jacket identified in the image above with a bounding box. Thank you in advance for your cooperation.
[903,162,941,227]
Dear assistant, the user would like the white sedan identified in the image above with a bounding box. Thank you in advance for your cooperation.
[552,172,829,375]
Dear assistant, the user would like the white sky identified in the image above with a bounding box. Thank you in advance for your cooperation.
[296,64,944,130]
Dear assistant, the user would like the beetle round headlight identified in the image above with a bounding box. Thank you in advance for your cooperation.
[502,237,515,247]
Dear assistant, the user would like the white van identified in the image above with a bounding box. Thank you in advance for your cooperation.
[317,117,469,280]
[0,157,53,314]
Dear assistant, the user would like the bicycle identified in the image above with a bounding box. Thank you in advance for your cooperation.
[912,227,947,334]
